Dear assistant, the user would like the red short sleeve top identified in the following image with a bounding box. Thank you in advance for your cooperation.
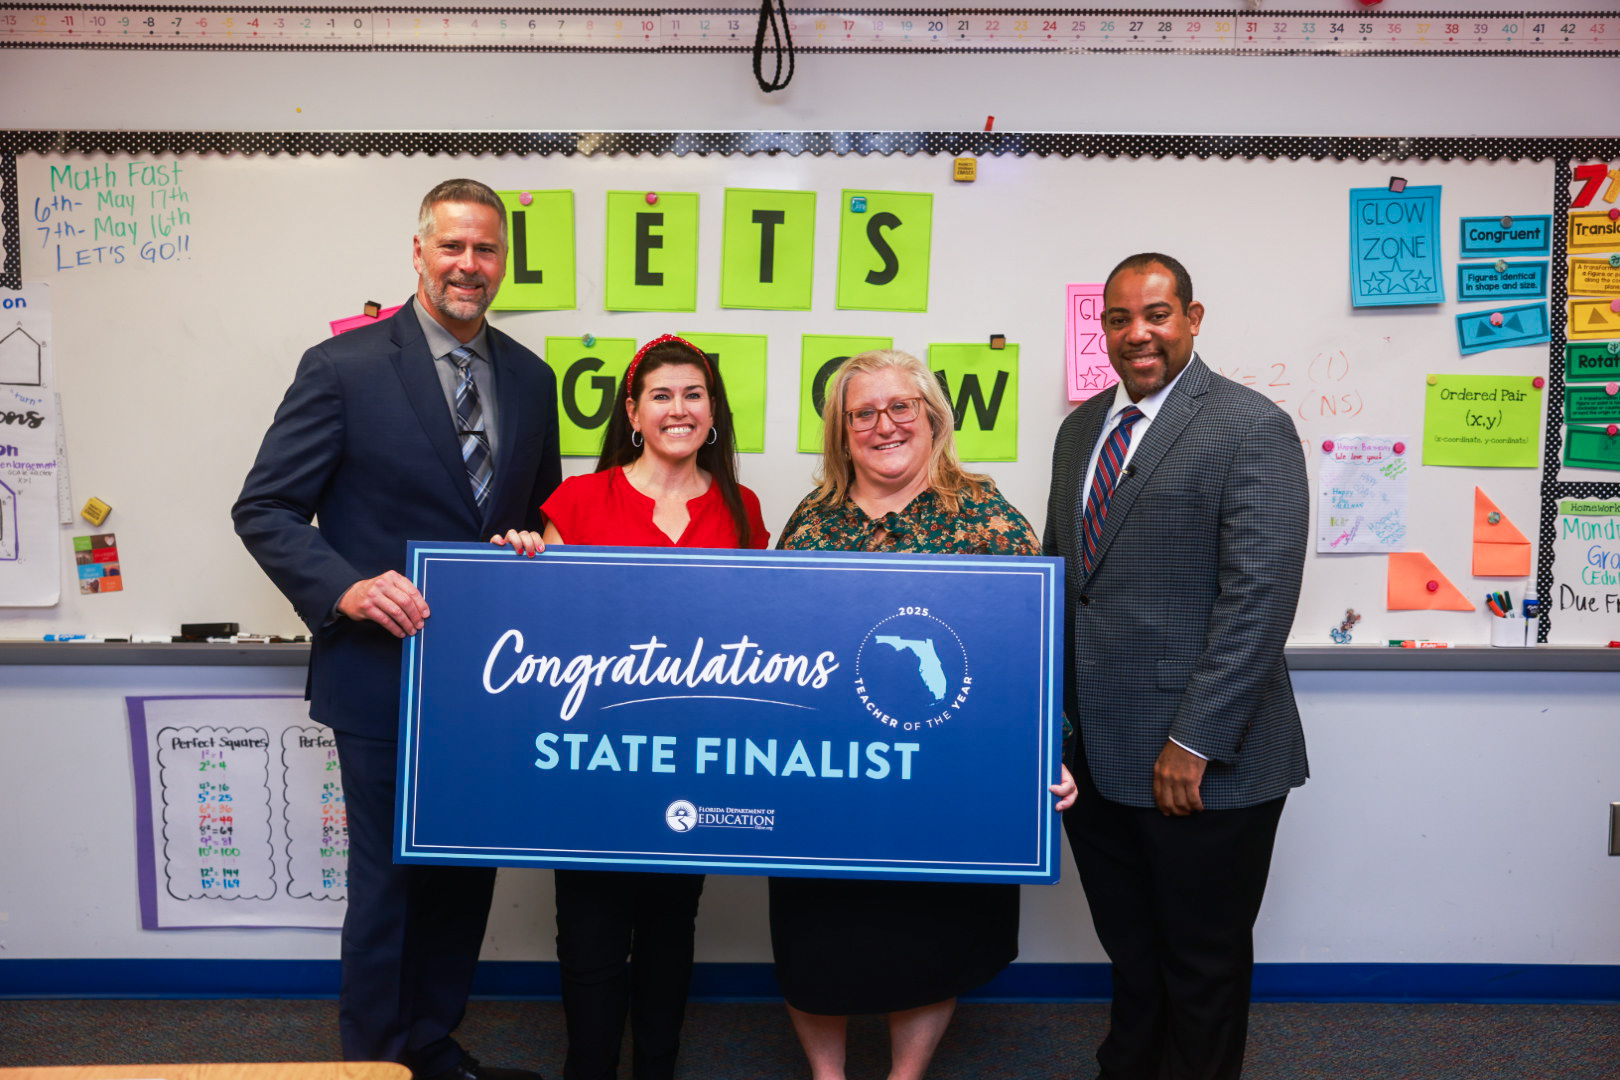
[541,466,770,550]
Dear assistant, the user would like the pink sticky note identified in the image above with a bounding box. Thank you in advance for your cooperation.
[1066,283,1117,402]
[330,304,404,336]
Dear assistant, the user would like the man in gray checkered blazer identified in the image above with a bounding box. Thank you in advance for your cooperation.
[1044,253,1309,1080]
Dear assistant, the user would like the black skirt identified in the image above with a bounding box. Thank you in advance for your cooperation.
[768,875,1019,1015]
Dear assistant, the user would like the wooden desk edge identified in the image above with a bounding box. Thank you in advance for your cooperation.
[0,1064,409,1080]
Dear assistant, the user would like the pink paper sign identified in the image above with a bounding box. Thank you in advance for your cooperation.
[1065,283,1116,401]
[329,304,403,337]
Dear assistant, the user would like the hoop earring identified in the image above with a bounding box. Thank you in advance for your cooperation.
[631,430,643,448]
[706,427,718,446]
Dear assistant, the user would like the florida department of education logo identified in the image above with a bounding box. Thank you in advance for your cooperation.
[665,799,697,833]
[853,608,972,733]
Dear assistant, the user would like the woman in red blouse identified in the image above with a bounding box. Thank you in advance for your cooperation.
[512,334,768,1080]
[540,335,768,552]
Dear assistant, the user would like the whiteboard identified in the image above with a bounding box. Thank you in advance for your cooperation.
[0,144,1572,643]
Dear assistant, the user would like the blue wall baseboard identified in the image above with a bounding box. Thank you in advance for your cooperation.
[3,960,1617,1003]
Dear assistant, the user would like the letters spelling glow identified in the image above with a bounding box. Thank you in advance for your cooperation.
[483,630,840,721]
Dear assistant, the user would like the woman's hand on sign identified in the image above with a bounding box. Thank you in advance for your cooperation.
[492,529,546,557]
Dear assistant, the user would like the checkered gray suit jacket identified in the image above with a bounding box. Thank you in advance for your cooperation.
[1043,356,1310,810]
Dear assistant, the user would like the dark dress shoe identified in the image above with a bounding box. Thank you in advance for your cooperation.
[417,1054,545,1080]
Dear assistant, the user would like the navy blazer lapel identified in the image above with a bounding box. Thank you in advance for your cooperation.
[484,327,526,526]
[1088,356,1210,572]
[390,300,482,522]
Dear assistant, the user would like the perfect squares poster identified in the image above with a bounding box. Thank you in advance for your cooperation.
[395,544,1063,883]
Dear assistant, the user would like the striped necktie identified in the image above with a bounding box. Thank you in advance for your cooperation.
[1081,405,1145,573]
[450,345,492,510]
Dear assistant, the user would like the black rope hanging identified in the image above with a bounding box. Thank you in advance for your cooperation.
[752,0,795,92]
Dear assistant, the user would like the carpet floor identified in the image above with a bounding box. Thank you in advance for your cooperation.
[2,999,1617,1078]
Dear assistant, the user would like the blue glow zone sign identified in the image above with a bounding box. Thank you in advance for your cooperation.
[395,543,1062,883]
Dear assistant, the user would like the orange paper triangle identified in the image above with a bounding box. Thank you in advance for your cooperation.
[1388,552,1477,611]
[1472,488,1529,544]
[1471,487,1532,577]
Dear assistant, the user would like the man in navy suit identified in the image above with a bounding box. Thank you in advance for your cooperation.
[234,179,560,1080]
[1045,254,1309,1080]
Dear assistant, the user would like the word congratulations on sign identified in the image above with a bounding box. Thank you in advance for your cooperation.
[395,543,1063,883]
[483,629,840,720]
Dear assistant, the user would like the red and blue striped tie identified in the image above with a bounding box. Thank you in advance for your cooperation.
[1081,405,1145,573]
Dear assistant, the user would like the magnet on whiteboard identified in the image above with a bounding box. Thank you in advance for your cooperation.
[644,192,659,206]
[1393,441,1406,454]
[988,334,1006,350]
[1427,375,1438,385]
[363,300,382,318]
[519,192,533,206]
[1610,208,1620,221]
[1426,580,1439,592]
[1609,424,1620,437]
[1606,383,1618,396]
[1611,299,1620,313]
[1532,376,1545,388]
[1610,255,1620,268]
[582,333,596,348]
[1487,511,1502,525]
[1321,440,1335,452]
[953,157,978,182]
[850,196,868,213]
[1387,176,1406,192]
[80,497,112,527]
[1500,215,1514,228]
[1494,259,1508,272]
[1489,312,1504,326]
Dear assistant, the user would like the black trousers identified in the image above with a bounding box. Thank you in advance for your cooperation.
[335,730,497,1077]
[1065,752,1285,1080]
[554,868,706,1080]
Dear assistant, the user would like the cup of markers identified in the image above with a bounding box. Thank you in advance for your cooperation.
[1486,589,1536,648]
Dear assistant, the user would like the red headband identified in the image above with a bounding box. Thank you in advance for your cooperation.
[625,334,713,398]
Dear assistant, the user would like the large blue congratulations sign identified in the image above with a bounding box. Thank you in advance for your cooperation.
[395,543,1062,884]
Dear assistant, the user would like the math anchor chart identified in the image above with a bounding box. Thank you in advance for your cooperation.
[1,8,1618,54]
[0,283,59,607]
[128,695,348,929]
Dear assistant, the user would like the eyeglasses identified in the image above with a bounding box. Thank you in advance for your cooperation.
[845,398,923,431]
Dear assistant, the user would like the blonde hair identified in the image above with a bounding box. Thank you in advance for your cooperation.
[808,349,988,514]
